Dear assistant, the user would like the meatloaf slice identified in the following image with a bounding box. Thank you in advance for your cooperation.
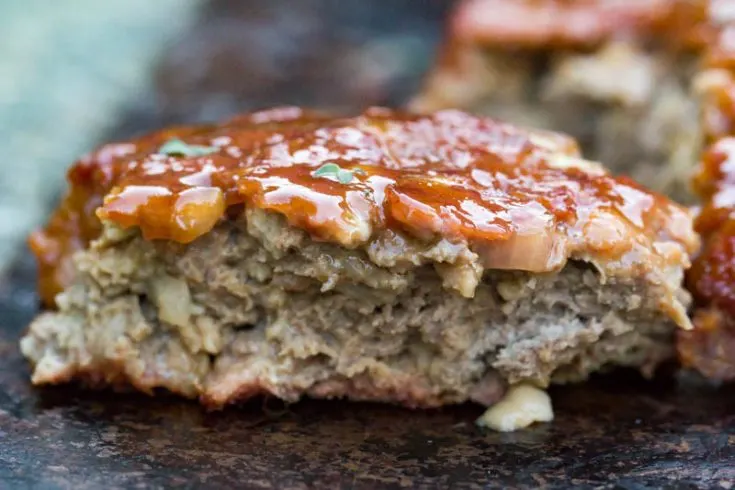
[411,0,713,202]
[677,6,735,381]
[22,108,697,427]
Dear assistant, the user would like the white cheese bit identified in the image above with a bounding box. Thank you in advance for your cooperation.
[476,383,554,432]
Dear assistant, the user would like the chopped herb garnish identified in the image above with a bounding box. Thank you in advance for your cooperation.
[311,163,363,184]
[336,169,355,184]
[158,138,219,157]
[312,163,341,178]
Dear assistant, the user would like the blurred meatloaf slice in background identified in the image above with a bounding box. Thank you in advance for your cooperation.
[412,0,714,201]
[21,107,697,422]
[677,4,735,381]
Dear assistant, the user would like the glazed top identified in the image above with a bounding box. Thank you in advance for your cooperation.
[450,0,714,49]
[31,107,697,306]
[688,139,735,317]
[675,4,735,377]
[685,9,735,319]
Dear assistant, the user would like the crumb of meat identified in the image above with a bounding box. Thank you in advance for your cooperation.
[22,209,686,409]
[475,383,554,432]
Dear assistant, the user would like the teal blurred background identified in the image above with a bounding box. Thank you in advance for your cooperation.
[0,0,199,271]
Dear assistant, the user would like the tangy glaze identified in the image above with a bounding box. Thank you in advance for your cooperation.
[412,0,715,116]
[678,3,735,379]
[449,0,712,49]
[31,107,697,308]
[680,139,735,379]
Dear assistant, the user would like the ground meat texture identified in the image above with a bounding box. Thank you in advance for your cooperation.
[22,107,696,411]
[22,210,681,409]
[411,0,711,202]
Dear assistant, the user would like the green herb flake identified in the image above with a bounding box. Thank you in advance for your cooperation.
[336,169,354,184]
[158,138,219,157]
[311,163,363,185]
[312,163,341,178]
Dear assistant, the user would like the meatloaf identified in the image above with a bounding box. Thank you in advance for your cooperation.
[21,108,697,428]
[411,0,715,201]
[678,6,735,381]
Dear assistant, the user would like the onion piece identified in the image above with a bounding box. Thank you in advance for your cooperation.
[477,229,567,272]
[149,274,192,328]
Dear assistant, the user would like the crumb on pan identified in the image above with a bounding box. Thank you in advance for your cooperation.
[476,383,553,432]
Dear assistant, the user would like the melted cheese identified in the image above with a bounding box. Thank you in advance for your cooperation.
[476,383,554,432]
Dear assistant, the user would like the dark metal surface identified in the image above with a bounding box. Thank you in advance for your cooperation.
[2,1,734,488]
[1,253,734,489]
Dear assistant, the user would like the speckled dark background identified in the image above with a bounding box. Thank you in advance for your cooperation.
[1,1,734,488]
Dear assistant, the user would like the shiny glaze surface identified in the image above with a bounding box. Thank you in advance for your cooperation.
[450,0,711,49]
[414,0,714,121]
[685,140,735,379]
[679,4,735,379]
[32,107,695,306]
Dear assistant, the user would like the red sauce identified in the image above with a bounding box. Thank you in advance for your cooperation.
[687,139,735,338]
[679,5,735,380]
[32,107,694,306]
[450,0,711,50]
[688,219,735,316]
